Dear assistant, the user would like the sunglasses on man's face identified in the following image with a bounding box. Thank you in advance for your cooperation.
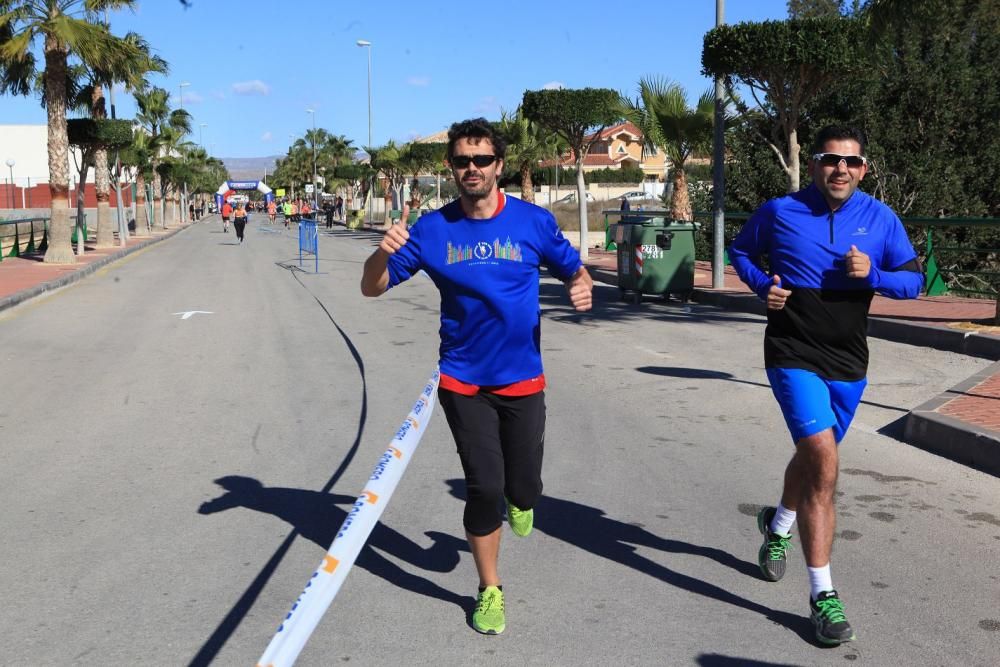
[812,153,867,169]
[450,154,498,169]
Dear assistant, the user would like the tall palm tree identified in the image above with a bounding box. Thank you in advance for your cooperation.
[86,31,166,247]
[135,86,190,230]
[120,130,153,237]
[620,77,718,221]
[0,0,142,264]
[498,108,564,204]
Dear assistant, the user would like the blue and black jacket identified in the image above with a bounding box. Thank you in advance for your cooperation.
[729,184,923,381]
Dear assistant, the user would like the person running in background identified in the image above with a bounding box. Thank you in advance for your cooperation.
[361,118,593,636]
[267,199,277,224]
[728,124,923,646]
[324,200,334,229]
[335,195,344,221]
[233,201,248,244]
[221,200,233,233]
[282,200,293,229]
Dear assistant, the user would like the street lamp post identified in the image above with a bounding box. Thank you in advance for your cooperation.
[357,39,373,224]
[178,81,190,111]
[306,108,317,209]
[4,159,14,209]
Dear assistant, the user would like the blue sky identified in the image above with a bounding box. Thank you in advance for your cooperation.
[1,0,791,158]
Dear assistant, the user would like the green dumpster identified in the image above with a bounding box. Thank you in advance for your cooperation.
[614,218,697,303]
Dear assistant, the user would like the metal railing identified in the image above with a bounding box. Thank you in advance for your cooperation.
[903,217,1000,299]
[0,217,49,260]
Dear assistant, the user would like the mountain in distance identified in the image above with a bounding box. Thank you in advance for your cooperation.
[220,156,281,182]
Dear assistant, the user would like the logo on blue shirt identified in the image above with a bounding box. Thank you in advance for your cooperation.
[474,241,493,260]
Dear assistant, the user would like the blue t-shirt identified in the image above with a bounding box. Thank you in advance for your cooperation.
[386,196,582,386]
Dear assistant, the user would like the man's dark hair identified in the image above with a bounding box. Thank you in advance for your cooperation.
[447,118,507,160]
[811,125,867,155]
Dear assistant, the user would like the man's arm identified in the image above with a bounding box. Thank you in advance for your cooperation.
[565,266,593,311]
[845,245,923,299]
[361,247,392,296]
[360,209,411,297]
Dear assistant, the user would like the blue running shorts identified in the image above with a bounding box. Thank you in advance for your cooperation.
[765,367,867,444]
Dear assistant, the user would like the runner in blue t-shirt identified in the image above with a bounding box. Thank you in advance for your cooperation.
[729,125,923,646]
[361,118,593,635]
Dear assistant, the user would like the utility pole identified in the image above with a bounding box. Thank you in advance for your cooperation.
[712,0,727,289]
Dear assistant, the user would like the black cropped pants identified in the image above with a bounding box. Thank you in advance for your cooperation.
[438,388,545,536]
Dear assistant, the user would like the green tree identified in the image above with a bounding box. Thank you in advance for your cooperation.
[497,108,563,205]
[702,17,865,192]
[787,0,846,18]
[0,0,145,263]
[522,87,620,260]
[619,77,719,221]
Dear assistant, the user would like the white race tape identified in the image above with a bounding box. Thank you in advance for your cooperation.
[257,369,441,667]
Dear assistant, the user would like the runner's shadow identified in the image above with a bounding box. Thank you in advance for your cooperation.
[200,476,468,609]
[444,479,813,643]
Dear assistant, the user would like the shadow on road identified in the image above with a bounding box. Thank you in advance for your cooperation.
[697,654,808,667]
[199,476,468,605]
[444,478,814,644]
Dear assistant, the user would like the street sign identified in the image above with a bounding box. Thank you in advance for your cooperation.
[276,188,286,197]
[304,184,315,193]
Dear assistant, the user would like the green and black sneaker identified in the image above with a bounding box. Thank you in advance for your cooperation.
[810,590,856,645]
[472,585,505,635]
[506,498,533,537]
[757,506,792,582]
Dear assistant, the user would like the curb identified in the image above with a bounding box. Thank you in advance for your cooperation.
[0,224,190,313]
[904,360,1000,477]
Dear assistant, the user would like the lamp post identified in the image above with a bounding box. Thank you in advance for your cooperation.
[306,108,317,209]
[4,159,13,209]
[178,81,190,111]
[357,39,373,224]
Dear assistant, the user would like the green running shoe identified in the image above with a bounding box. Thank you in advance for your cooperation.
[757,506,792,582]
[810,590,856,645]
[472,585,505,635]
[506,498,533,537]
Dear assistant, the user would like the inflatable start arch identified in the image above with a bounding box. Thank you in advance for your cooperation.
[215,180,274,209]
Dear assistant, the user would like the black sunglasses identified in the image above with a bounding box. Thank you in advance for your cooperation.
[450,154,498,169]
[812,152,867,169]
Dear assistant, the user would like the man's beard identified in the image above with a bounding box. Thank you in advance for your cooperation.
[458,175,493,199]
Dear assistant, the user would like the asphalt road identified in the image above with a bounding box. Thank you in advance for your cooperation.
[1,216,997,666]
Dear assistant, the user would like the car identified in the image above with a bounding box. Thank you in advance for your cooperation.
[555,191,595,204]
[621,190,654,202]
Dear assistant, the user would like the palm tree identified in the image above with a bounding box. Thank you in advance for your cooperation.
[119,129,156,237]
[88,31,165,247]
[498,108,563,204]
[619,77,718,221]
[134,86,189,230]
[0,0,142,264]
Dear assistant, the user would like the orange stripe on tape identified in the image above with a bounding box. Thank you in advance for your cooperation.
[322,555,339,574]
[361,490,380,504]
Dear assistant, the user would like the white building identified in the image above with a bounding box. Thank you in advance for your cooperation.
[0,124,94,188]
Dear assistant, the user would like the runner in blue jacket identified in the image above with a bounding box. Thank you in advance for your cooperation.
[361,118,593,636]
[729,125,923,646]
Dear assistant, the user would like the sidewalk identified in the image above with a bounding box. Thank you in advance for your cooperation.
[1,224,997,476]
[0,222,190,310]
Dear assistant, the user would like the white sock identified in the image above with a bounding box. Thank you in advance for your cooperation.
[808,564,834,600]
[770,502,796,536]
